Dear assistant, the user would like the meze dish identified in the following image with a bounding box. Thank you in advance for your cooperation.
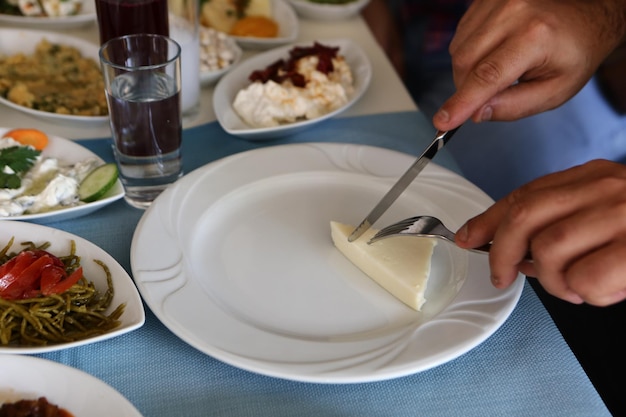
[0,128,119,218]
[0,396,74,417]
[0,0,95,30]
[0,238,122,347]
[200,0,279,38]
[199,26,242,86]
[233,42,355,128]
[0,127,124,223]
[0,29,108,125]
[0,0,82,18]
[0,355,144,417]
[213,38,372,139]
[0,221,145,353]
[201,0,297,49]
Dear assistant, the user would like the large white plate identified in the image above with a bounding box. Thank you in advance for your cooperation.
[213,39,372,140]
[131,143,524,383]
[287,0,371,21]
[0,29,108,126]
[0,0,96,29]
[0,221,145,354]
[0,355,143,416]
[0,128,124,223]
[230,0,298,50]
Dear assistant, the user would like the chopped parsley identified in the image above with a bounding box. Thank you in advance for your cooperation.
[0,146,40,189]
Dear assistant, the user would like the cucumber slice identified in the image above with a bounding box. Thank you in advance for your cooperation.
[78,163,119,203]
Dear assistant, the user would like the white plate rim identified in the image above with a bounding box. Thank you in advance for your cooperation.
[229,0,299,50]
[131,143,524,383]
[0,127,124,223]
[213,38,372,140]
[0,221,145,354]
[0,355,143,416]
[0,28,108,126]
[0,0,96,29]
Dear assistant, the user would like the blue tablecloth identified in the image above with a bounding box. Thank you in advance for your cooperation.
[36,112,609,416]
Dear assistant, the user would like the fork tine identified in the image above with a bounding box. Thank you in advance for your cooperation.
[370,216,421,240]
[381,216,420,231]
[370,227,404,241]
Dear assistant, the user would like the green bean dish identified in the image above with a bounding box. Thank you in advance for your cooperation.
[0,238,125,347]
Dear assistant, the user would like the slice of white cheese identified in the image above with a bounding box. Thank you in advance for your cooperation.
[330,221,437,311]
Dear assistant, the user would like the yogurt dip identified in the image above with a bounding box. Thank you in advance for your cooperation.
[0,137,99,216]
[233,43,354,128]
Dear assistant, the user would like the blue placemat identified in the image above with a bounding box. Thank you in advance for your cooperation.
[33,112,609,416]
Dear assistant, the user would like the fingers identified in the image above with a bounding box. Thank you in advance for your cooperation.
[566,239,626,306]
[434,46,550,129]
[530,203,626,305]
[454,161,604,250]
[455,160,626,306]
[433,0,612,131]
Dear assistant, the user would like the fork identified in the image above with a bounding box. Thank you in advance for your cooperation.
[367,215,495,257]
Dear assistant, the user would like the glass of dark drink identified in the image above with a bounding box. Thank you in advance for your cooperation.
[99,34,183,209]
[95,0,169,45]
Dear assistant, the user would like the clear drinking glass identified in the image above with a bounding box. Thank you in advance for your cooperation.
[99,34,183,209]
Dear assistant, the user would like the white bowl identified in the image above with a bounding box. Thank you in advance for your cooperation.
[0,127,125,223]
[0,0,96,29]
[0,221,145,354]
[213,38,372,140]
[231,0,299,50]
[287,0,370,20]
[200,31,243,87]
[0,28,108,126]
[0,356,144,416]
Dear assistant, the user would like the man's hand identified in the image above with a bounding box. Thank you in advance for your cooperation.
[455,160,626,306]
[434,0,626,131]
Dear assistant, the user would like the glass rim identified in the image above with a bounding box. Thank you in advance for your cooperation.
[99,33,181,70]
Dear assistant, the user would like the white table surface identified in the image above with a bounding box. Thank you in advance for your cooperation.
[0,16,417,140]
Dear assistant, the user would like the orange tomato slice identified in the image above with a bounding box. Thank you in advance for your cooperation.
[2,128,49,151]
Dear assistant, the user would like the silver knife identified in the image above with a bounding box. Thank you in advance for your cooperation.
[348,127,460,242]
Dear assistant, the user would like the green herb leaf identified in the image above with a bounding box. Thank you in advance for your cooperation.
[0,146,41,189]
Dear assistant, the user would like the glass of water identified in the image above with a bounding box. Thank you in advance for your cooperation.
[99,34,183,209]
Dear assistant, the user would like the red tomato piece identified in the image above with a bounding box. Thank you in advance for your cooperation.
[44,267,83,295]
[0,251,37,295]
[40,264,65,294]
[1,255,53,300]
[0,257,19,291]
[31,249,65,267]
[1,249,81,300]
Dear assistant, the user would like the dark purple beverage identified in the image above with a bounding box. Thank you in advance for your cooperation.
[95,0,169,45]
[107,72,181,157]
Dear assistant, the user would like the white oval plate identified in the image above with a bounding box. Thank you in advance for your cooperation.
[0,128,124,223]
[287,0,370,20]
[0,29,108,126]
[0,221,145,354]
[213,38,372,140]
[0,355,143,416]
[230,0,298,50]
[131,143,524,383]
[0,0,96,29]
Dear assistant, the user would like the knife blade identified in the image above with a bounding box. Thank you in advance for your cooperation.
[347,127,460,242]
